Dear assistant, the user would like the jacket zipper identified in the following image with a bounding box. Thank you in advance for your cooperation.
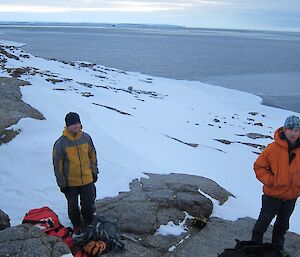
[287,150,292,188]
[75,138,84,185]
[288,149,298,189]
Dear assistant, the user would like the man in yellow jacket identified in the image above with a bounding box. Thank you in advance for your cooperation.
[252,115,300,254]
[53,112,99,234]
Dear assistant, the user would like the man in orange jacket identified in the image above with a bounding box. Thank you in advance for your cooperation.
[251,115,300,253]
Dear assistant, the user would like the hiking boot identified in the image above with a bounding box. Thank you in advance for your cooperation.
[72,226,83,237]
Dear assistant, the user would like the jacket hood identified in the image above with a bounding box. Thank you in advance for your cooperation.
[274,127,300,149]
[63,127,82,141]
[274,127,288,149]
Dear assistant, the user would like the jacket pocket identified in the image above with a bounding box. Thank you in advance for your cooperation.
[293,170,300,187]
[272,168,289,187]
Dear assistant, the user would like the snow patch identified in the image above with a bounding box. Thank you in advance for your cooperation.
[155,212,192,236]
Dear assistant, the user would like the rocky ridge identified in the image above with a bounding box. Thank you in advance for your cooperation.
[1,173,299,257]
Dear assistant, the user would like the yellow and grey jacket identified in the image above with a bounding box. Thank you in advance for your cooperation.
[53,128,98,188]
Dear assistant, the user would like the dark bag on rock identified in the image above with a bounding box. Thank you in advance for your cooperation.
[74,214,124,253]
[218,240,283,257]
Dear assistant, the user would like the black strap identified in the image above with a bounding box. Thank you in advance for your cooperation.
[61,229,71,239]
[23,219,48,225]
[23,219,56,228]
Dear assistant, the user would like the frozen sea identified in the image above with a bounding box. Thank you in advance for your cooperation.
[1,23,300,112]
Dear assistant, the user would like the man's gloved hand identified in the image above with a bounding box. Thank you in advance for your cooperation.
[60,187,68,194]
[93,172,98,183]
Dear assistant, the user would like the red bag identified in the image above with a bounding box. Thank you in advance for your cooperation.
[47,226,74,250]
[22,206,61,231]
[22,206,74,250]
[74,250,89,257]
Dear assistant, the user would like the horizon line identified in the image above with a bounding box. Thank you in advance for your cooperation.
[0,21,300,33]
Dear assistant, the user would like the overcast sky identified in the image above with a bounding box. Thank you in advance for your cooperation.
[0,0,299,31]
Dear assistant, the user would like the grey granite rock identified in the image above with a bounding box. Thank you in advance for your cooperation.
[0,76,44,144]
[166,217,300,257]
[0,224,70,257]
[95,173,232,253]
[0,209,10,231]
[94,174,300,257]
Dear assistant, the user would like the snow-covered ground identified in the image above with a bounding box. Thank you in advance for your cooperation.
[0,40,299,236]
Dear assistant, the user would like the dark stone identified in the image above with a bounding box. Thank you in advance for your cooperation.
[215,139,233,145]
[0,209,10,230]
[237,141,265,150]
[0,129,20,145]
[45,77,65,84]
[249,112,259,116]
[254,122,263,126]
[156,208,185,226]
[0,47,19,60]
[165,135,198,148]
[6,67,33,78]
[175,191,213,217]
[236,133,273,140]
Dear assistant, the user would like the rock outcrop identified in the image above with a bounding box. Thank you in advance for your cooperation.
[0,77,44,144]
[0,224,70,257]
[96,217,300,257]
[95,173,233,253]
[0,209,10,231]
[95,173,300,257]
[166,217,300,257]
[0,173,300,257]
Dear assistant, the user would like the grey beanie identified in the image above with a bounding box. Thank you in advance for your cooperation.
[283,115,300,129]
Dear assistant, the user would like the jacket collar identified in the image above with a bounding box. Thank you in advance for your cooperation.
[63,127,82,141]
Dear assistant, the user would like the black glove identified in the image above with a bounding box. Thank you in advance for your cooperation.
[93,172,98,183]
[60,187,68,193]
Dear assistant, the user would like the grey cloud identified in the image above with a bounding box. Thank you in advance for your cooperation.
[0,0,232,6]
[2,0,299,11]
[0,0,230,12]
[218,0,300,11]
[1,0,300,31]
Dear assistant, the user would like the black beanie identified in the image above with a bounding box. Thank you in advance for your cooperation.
[65,112,81,127]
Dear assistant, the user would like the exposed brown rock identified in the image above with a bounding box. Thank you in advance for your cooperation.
[92,103,132,116]
[236,133,273,140]
[215,139,233,145]
[249,112,259,116]
[0,46,20,60]
[0,209,10,231]
[0,77,44,143]
[254,122,263,126]
[165,135,198,148]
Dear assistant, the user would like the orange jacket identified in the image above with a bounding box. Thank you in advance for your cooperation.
[254,127,300,200]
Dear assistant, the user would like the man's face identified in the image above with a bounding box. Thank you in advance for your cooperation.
[284,127,300,145]
[67,123,81,134]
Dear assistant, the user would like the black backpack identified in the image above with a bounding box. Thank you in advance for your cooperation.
[75,215,125,253]
[218,240,284,257]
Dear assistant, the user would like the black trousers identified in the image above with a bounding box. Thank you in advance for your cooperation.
[251,194,296,250]
[64,182,96,227]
